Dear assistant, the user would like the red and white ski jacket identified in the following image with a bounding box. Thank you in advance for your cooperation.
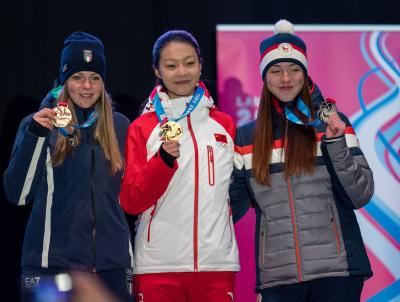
[120,93,240,274]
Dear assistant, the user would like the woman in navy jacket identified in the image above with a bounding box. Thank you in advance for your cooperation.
[3,31,133,302]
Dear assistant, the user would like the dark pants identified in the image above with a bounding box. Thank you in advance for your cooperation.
[258,276,364,302]
[21,266,134,302]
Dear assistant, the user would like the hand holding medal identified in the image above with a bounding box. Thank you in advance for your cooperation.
[318,98,346,138]
[32,108,57,130]
[159,121,182,159]
[153,84,205,159]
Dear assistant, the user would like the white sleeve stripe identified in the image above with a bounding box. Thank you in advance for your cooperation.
[41,148,54,268]
[345,133,360,148]
[260,48,308,77]
[234,152,244,169]
[129,238,134,268]
[18,137,46,206]
[234,135,359,171]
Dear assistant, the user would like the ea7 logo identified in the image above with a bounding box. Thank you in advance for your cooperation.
[25,277,40,288]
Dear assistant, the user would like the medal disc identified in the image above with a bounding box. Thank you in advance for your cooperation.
[318,101,337,123]
[52,104,72,128]
[159,121,183,141]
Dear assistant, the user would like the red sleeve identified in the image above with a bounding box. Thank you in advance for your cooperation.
[119,116,178,214]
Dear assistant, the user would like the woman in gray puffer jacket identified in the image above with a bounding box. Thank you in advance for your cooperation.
[229,19,373,302]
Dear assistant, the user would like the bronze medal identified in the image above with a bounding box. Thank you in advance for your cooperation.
[52,102,72,128]
[159,121,183,141]
[318,99,337,123]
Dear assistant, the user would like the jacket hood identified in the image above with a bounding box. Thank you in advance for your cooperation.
[309,77,325,110]
[39,92,57,110]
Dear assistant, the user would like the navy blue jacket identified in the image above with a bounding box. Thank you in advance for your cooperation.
[3,93,133,272]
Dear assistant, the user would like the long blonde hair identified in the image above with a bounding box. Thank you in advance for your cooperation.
[52,84,123,175]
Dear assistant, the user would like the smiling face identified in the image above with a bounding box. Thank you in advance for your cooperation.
[66,71,103,108]
[154,42,202,99]
[266,62,305,103]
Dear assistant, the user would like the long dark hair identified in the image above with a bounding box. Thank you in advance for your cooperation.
[252,79,317,185]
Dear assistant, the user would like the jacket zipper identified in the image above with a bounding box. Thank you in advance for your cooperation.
[259,215,266,267]
[207,145,215,186]
[187,115,199,272]
[283,121,302,281]
[329,205,341,255]
[89,137,97,274]
[287,177,303,282]
[147,202,158,242]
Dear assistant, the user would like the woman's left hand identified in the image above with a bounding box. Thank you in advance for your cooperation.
[325,112,346,138]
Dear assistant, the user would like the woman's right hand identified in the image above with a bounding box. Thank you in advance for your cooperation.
[325,112,346,139]
[32,108,56,130]
[161,140,180,158]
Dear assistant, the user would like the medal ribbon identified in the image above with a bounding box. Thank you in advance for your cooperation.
[284,97,321,127]
[50,85,99,142]
[152,85,205,123]
[58,110,98,137]
[51,85,63,99]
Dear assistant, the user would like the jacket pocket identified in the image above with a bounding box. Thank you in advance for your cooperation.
[147,202,158,242]
[329,204,341,255]
[207,145,215,186]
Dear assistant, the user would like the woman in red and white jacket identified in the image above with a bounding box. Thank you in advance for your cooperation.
[119,30,240,302]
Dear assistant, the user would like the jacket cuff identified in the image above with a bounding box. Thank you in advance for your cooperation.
[28,119,51,137]
[159,144,176,168]
[321,134,345,144]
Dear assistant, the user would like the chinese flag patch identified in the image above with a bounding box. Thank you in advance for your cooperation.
[214,133,227,143]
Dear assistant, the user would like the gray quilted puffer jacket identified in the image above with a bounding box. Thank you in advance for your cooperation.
[229,83,373,290]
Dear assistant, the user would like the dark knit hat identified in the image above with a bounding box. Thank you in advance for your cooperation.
[59,31,106,85]
[260,20,307,80]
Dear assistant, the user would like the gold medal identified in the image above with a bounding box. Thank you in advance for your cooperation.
[52,102,72,128]
[318,99,337,123]
[159,121,183,141]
